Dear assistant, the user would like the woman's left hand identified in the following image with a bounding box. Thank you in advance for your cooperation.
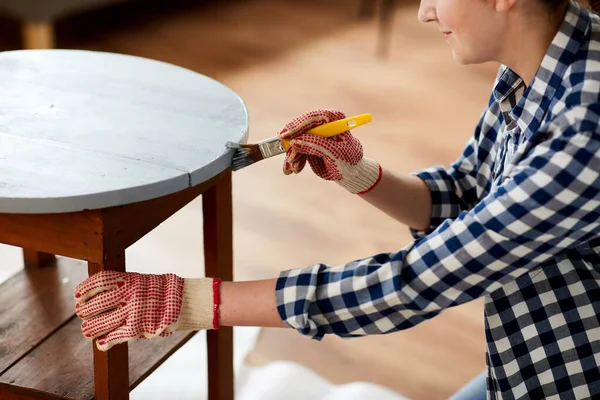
[74,270,220,351]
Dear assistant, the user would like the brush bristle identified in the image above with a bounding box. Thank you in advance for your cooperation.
[226,142,263,171]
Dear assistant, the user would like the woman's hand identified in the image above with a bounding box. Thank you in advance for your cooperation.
[277,109,382,194]
[74,270,220,351]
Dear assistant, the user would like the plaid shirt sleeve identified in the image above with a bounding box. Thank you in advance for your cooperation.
[275,105,600,340]
[407,135,481,239]
[409,92,498,239]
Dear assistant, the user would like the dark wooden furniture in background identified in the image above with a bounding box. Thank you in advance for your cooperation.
[359,0,398,58]
[0,0,130,49]
[0,0,399,56]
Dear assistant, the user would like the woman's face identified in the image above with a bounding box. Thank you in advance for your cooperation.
[418,0,508,65]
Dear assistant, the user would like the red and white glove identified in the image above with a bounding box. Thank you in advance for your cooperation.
[73,270,221,351]
[277,109,382,194]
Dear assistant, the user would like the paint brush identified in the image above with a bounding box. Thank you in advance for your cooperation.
[226,113,372,171]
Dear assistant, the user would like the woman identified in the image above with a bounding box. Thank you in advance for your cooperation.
[74,0,600,398]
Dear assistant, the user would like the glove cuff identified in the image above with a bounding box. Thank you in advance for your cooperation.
[337,157,382,194]
[177,277,222,331]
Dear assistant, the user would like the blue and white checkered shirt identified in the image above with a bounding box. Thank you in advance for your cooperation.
[275,2,600,398]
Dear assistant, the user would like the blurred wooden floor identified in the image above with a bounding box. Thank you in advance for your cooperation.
[0,0,500,398]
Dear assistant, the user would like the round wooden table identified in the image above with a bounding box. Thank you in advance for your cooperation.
[0,49,248,400]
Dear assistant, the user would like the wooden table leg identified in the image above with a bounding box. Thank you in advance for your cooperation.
[203,171,234,400]
[22,249,55,268]
[88,253,130,400]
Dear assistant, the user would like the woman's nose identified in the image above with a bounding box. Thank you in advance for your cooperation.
[417,0,437,23]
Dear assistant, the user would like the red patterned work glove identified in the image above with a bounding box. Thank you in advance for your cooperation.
[73,270,221,351]
[277,109,382,194]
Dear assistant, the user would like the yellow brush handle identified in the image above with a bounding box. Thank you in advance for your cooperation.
[281,113,372,152]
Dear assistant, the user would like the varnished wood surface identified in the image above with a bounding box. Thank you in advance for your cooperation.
[0,171,227,265]
[0,257,87,374]
[0,0,500,399]
[0,385,67,400]
[203,172,235,400]
[88,255,129,400]
[0,256,197,400]
[0,210,104,263]
[0,169,233,398]
[22,249,55,269]
[101,171,225,252]
[0,314,196,400]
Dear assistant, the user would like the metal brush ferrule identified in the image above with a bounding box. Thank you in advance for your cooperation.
[257,137,285,159]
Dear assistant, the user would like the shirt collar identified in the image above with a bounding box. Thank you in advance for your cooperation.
[492,0,592,138]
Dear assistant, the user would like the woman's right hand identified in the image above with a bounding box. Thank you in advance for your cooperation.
[277,109,382,194]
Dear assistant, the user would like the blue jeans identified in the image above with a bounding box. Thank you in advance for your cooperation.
[448,371,487,400]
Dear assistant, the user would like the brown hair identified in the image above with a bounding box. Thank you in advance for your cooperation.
[577,0,600,13]
[545,0,599,13]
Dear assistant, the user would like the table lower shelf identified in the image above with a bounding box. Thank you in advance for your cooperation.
[0,257,197,400]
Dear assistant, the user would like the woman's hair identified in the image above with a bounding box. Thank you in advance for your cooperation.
[577,0,599,13]
[582,0,600,12]
[544,0,599,13]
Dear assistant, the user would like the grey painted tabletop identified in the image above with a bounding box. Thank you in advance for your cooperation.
[0,49,249,214]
